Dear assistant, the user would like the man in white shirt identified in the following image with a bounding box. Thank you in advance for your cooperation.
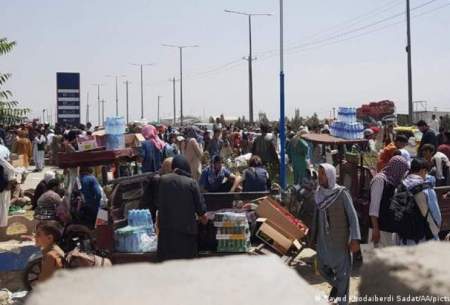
[47,129,55,146]
[429,114,440,132]
[0,157,17,227]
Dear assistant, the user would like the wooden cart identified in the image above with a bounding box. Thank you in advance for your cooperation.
[57,147,139,185]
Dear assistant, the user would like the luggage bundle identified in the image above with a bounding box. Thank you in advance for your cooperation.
[357,100,395,121]
[214,212,250,253]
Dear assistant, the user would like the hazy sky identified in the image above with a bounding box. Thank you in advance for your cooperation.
[2,0,450,124]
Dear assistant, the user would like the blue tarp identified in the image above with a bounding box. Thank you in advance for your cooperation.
[0,245,41,272]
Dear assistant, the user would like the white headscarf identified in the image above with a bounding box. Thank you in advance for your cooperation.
[44,171,56,183]
[315,163,345,209]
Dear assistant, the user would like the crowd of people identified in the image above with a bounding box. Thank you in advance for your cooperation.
[369,118,450,251]
[1,114,449,302]
[138,123,276,194]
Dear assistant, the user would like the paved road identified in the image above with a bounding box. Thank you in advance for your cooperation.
[22,165,61,190]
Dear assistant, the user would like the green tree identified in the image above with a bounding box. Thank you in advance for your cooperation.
[305,113,320,130]
[258,112,269,125]
[0,37,30,125]
[289,109,304,131]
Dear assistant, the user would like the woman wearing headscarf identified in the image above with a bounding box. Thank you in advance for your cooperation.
[182,127,204,181]
[140,125,165,173]
[156,155,207,261]
[369,155,409,248]
[287,130,309,185]
[311,163,361,305]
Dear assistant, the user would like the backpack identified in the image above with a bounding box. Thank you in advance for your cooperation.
[389,182,433,243]
[0,165,8,192]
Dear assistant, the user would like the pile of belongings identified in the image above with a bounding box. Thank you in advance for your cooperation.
[214,212,250,253]
[114,209,157,253]
[357,100,395,121]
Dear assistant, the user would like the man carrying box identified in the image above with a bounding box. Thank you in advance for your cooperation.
[311,163,361,305]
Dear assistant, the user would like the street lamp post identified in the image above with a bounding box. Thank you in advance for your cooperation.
[130,63,153,120]
[279,0,287,190]
[42,109,46,123]
[124,80,130,124]
[86,91,90,124]
[106,74,126,117]
[91,83,104,127]
[224,9,272,124]
[162,44,198,126]
[157,95,162,124]
[171,77,176,126]
[406,0,413,124]
[101,99,106,126]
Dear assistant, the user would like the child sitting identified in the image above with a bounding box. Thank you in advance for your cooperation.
[34,221,65,284]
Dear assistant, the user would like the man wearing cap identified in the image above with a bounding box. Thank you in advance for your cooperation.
[199,155,241,193]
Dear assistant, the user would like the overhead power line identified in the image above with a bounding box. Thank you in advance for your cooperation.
[255,0,447,62]
[254,0,403,58]
[149,0,448,84]
[285,0,439,53]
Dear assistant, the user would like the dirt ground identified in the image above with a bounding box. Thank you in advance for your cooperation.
[295,248,361,302]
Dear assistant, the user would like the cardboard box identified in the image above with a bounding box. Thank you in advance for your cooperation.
[125,133,145,148]
[256,197,308,240]
[256,218,302,255]
[77,135,98,152]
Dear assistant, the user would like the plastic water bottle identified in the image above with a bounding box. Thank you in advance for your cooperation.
[137,210,144,227]
[128,210,133,226]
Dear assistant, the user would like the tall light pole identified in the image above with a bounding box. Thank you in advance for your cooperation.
[91,83,104,127]
[279,0,287,190]
[406,0,413,124]
[106,74,126,117]
[86,91,90,124]
[171,77,176,126]
[42,109,46,123]
[162,44,199,126]
[101,99,106,126]
[157,95,162,124]
[124,80,130,124]
[225,9,272,124]
[130,63,153,120]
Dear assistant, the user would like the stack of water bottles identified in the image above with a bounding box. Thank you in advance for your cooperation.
[105,116,125,150]
[114,209,157,253]
[330,107,364,140]
[214,212,250,253]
